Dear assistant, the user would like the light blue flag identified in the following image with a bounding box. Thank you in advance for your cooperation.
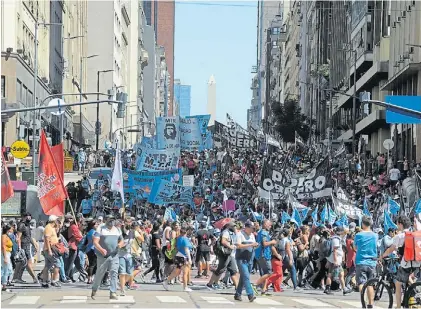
[384,210,398,232]
[291,208,302,227]
[252,212,263,222]
[320,204,328,223]
[328,206,337,225]
[335,214,349,227]
[139,136,158,149]
[388,196,401,215]
[363,198,371,217]
[186,115,211,151]
[281,211,291,224]
[164,207,177,222]
[156,116,181,150]
[299,208,309,221]
[311,206,319,226]
[415,199,421,215]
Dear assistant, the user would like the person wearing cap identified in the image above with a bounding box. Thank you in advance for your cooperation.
[40,215,61,288]
[14,213,38,284]
[234,221,259,302]
[354,216,378,308]
[324,226,350,295]
[91,215,125,300]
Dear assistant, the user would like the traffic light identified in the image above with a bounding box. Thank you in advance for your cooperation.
[116,92,128,118]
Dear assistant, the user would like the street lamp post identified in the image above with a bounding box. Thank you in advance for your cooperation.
[79,54,99,144]
[96,70,113,151]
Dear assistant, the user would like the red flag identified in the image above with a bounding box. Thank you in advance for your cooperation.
[38,131,67,216]
[51,143,64,181]
[1,152,14,203]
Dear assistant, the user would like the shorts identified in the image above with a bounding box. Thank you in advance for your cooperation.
[22,245,33,260]
[396,267,413,284]
[214,254,238,276]
[356,265,376,285]
[174,256,189,269]
[327,262,344,275]
[257,257,272,275]
[196,250,211,263]
[132,256,142,270]
[44,251,60,269]
[119,256,134,275]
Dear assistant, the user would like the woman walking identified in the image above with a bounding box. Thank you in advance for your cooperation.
[2,224,14,292]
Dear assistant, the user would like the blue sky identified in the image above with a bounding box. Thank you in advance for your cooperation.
[174,1,257,127]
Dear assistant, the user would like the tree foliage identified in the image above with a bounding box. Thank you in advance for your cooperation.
[271,99,310,143]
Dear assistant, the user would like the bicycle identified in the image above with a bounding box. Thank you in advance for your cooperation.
[401,268,421,308]
[360,257,399,309]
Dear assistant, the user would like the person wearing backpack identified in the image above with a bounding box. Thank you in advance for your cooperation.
[206,222,238,290]
[353,216,378,308]
[380,215,419,309]
[324,226,351,295]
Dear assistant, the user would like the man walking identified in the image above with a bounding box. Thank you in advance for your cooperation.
[91,215,124,300]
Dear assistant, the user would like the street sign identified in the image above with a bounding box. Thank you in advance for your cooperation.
[47,98,66,116]
[383,139,395,150]
[10,140,30,159]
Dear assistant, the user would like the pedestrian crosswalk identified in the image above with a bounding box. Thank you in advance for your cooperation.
[2,293,388,308]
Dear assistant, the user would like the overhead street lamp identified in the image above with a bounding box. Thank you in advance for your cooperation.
[79,54,99,144]
[96,70,114,151]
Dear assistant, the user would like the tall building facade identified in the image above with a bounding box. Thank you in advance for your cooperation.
[207,75,216,126]
[86,0,138,148]
[174,79,191,117]
[1,0,88,149]
[143,0,175,116]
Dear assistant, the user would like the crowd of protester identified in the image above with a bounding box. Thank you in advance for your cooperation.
[1,144,420,308]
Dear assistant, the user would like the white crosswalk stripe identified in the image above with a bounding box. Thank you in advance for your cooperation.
[60,296,88,304]
[109,296,135,303]
[291,298,334,307]
[9,296,40,305]
[201,296,233,304]
[156,295,187,303]
[253,298,283,305]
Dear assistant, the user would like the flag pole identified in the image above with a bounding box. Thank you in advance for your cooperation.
[65,198,78,225]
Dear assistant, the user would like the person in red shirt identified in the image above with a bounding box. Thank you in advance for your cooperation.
[65,214,83,281]
[345,231,356,290]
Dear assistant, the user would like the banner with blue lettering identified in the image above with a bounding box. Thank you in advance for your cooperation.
[187,115,211,150]
[180,117,203,150]
[148,179,193,206]
[135,147,180,171]
[123,168,181,198]
[156,117,180,150]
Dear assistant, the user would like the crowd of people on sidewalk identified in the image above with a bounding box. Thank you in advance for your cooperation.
[1,143,420,307]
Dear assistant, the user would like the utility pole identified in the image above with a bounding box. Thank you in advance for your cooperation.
[96,70,113,151]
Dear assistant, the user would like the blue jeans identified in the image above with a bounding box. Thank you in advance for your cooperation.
[59,256,66,281]
[236,259,254,297]
[1,252,12,285]
[283,256,297,288]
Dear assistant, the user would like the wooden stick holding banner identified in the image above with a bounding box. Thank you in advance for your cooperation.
[65,198,78,226]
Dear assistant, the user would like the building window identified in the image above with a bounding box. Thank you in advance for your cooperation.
[1,76,5,98]
[16,79,22,104]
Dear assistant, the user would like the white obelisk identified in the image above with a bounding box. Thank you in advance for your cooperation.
[207,75,216,126]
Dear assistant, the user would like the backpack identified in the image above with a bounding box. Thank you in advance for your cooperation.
[403,231,421,262]
[321,236,340,258]
[213,235,232,257]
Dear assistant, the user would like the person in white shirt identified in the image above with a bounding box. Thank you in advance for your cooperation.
[389,165,401,186]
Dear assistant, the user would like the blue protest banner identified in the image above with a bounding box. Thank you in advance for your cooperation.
[135,146,180,171]
[148,179,193,206]
[122,168,181,198]
[156,117,180,150]
[187,115,211,150]
[180,117,203,150]
[140,136,157,149]
[385,96,421,124]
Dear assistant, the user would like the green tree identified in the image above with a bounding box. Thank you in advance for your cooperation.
[271,99,310,143]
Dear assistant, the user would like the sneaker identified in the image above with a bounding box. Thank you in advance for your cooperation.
[183,287,192,292]
[324,289,333,295]
[248,295,257,303]
[41,283,49,288]
[261,290,272,296]
[129,284,139,290]
[343,288,352,295]
[293,287,303,292]
[51,281,61,288]
[91,290,97,300]
[162,280,169,291]
[120,290,125,296]
[13,279,26,284]
[206,283,214,290]
[33,279,39,284]
[251,284,259,295]
[234,295,242,301]
[110,293,118,300]
[2,288,12,292]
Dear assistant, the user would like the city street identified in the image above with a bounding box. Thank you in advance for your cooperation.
[1,264,388,309]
